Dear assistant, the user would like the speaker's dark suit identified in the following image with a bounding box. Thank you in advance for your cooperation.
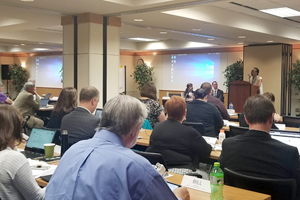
[219,130,300,197]
[61,107,100,147]
[212,89,224,102]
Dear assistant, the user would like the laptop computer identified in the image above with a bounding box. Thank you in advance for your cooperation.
[43,93,51,99]
[21,128,57,159]
[95,108,102,118]
[270,130,300,154]
[40,98,50,108]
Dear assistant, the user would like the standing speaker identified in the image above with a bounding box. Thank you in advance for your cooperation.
[1,65,10,80]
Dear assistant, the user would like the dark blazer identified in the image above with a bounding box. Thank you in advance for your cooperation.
[219,130,300,197]
[213,89,224,102]
[239,113,278,130]
[47,108,75,129]
[146,119,212,170]
[186,100,224,137]
[60,107,100,147]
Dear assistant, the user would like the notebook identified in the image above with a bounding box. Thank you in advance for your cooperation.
[40,98,50,108]
[21,128,56,159]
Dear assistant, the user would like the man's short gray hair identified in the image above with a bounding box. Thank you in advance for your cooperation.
[98,95,147,137]
[23,82,35,91]
[28,78,36,84]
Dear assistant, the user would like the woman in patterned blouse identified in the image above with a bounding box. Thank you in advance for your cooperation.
[139,82,166,128]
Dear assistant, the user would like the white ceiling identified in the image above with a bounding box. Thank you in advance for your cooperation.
[0,0,300,52]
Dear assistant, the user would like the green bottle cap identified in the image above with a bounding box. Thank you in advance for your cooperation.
[214,162,220,167]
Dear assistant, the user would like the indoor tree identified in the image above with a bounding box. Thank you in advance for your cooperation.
[223,60,244,89]
[131,59,154,90]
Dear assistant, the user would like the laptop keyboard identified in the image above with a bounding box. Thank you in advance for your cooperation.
[21,151,44,159]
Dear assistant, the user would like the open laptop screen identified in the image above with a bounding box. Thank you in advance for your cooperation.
[26,128,56,150]
[270,130,300,154]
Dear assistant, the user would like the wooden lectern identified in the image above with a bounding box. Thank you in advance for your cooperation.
[228,81,259,113]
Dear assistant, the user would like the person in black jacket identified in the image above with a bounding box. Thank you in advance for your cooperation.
[146,96,212,177]
[186,88,224,137]
[47,87,77,129]
[219,95,300,199]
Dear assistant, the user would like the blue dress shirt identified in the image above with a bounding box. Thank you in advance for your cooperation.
[45,130,178,200]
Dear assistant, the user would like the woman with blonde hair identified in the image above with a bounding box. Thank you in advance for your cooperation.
[0,105,45,200]
[47,87,77,129]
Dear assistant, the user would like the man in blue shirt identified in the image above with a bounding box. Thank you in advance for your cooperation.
[45,95,189,200]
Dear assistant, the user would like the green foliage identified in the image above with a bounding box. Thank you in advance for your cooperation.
[290,59,300,91]
[223,60,244,88]
[130,59,154,90]
[10,64,28,94]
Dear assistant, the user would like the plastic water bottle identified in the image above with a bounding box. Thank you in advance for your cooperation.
[218,130,226,144]
[166,91,169,97]
[229,102,233,109]
[210,162,224,200]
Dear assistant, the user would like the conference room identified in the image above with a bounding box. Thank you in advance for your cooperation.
[1,0,300,199]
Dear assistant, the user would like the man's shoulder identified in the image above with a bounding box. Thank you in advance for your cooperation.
[208,95,222,104]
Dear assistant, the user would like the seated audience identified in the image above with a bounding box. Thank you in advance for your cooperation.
[45,95,190,200]
[147,96,212,178]
[0,104,45,200]
[186,88,223,137]
[212,81,224,102]
[0,81,12,104]
[263,92,281,122]
[184,83,194,99]
[60,86,100,147]
[139,82,166,128]
[201,82,230,120]
[13,82,44,128]
[47,87,77,129]
[239,92,279,129]
[219,95,300,198]
[27,78,41,100]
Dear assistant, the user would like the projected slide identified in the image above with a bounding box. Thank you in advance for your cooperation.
[162,53,220,90]
[33,56,63,88]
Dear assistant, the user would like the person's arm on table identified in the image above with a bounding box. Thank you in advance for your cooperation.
[212,107,224,130]
[189,128,212,159]
[5,97,13,105]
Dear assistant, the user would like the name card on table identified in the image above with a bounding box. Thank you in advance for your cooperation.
[181,175,211,193]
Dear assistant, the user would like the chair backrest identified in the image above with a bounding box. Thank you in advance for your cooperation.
[224,168,297,200]
[283,115,300,128]
[229,126,248,137]
[169,93,182,97]
[142,119,153,130]
[182,122,205,136]
[60,130,69,157]
[134,151,168,170]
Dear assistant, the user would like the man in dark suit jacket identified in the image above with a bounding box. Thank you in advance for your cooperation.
[61,86,100,147]
[219,95,300,198]
[212,81,224,102]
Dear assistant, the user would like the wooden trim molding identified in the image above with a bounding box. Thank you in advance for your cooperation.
[77,13,103,24]
[108,16,121,27]
[61,16,74,26]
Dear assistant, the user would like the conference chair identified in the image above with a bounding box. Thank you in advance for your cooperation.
[182,122,206,136]
[229,126,248,137]
[134,151,168,170]
[224,168,297,200]
[22,115,31,136]
[283,115,300,128]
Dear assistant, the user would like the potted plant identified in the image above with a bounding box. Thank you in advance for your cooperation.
[131,59,154,90]
[223,60,244,89]
[290,59,300,91]
[10,64,28,96]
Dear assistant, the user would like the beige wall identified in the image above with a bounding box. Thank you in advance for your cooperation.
[244,45,282,113]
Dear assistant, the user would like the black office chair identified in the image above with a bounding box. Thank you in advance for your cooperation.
[22,115,31,136]
[224,168,297,200]
[229,126,248,137]
[283,115,300,128]
[182,122,206,136]
[134,151,168,170]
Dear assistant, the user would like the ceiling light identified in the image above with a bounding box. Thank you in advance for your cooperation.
[260,7,300,18]
[267,41,274,43]
[238,36,246,38]
[192,28,201,31]
[160,32,167,34]
[153,52,157,55]
[238,42,244,45]
[33,48,49,51]
[207,38,214,41]
[21,44,25,46]
[128,38,158,42]
[134,19,144,22]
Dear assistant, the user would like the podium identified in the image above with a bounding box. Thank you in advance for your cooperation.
[228,81,259,113]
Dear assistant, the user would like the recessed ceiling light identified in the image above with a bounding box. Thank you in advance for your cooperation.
[238,42,244,45]
[238,36,246,39]
[207,38,214,41]
[128,38,158,42]
[260,7,300,18]
[134,19,144,22]
[21,44,25,46]
[267,41,274,43]
[192,28,201,31]
[160,32,167,34]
